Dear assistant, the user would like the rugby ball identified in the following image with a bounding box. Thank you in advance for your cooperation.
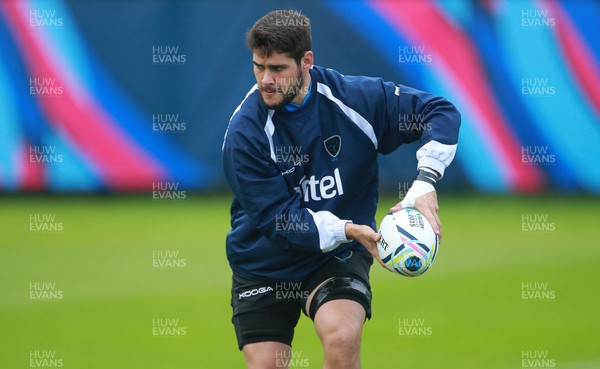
[377,209,439,277]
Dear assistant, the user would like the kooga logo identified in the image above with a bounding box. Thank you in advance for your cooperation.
[239,286,273,299]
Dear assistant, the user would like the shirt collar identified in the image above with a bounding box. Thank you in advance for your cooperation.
[282,80,312,112]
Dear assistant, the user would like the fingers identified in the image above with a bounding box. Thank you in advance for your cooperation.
[367,240,386,269]
[390,202,403,213]
[415,193,442,242]
[347,224,392,270]
[364,232,381,258]
[359,227,386,268]
[372,231,381,243]
[393,192,443,242]
[375,257,388,270]
[421,208,442,242]
[371,233,391,270]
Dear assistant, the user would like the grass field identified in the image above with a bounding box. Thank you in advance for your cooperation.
[1,194,599,368]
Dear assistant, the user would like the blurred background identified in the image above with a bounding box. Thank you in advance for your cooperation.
[1,0,599,368]
[1,0,599,194]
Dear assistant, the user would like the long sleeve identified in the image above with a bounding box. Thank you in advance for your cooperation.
[222,118,351,253]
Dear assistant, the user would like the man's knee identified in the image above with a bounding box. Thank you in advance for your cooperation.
[315,300,365,349]
[314,299,365,368]
[323,321,363,351]
[243,341,291,369]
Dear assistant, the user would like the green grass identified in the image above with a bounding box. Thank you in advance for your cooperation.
[1,194,599,368]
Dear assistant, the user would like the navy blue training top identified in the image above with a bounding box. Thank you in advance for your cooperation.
[222,65,460,281]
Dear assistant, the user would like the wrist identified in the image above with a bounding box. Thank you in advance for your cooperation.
[344,221,355,240]
[416,168,437,186]
[419,167,440,179]
[400,180,435,209]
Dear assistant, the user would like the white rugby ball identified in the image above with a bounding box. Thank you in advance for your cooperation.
[377,208,439,277]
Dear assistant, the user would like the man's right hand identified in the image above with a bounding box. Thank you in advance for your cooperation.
[344,223,387,269]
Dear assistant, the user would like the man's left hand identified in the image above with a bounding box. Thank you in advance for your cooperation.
[391,184,442,242]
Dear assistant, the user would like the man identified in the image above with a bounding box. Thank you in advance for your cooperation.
[222,9,460,369]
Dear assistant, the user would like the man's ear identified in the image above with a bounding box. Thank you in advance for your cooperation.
[302,51,314,71]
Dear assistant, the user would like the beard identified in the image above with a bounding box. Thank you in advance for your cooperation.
[260,70,304,110]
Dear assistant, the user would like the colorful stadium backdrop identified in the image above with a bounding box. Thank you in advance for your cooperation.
[1,0,599,194]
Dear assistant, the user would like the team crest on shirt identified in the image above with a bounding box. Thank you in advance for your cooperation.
[323,135,341,159]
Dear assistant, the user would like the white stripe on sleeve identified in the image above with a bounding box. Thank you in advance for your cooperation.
[264,110,277,162]
[317,82,378,149]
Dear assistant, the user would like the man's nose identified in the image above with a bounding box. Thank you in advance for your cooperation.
[261,70,275,86]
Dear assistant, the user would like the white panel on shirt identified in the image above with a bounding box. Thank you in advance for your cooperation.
[316,82,378,149]
[264,110,276,162]
[222,85,259,150]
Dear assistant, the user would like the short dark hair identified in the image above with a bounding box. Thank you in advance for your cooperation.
[246,10,312,65]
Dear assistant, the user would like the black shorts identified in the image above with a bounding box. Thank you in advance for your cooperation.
[230,249,373,350]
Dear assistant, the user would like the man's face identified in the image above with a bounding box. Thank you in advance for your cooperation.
[253,51,303,110]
